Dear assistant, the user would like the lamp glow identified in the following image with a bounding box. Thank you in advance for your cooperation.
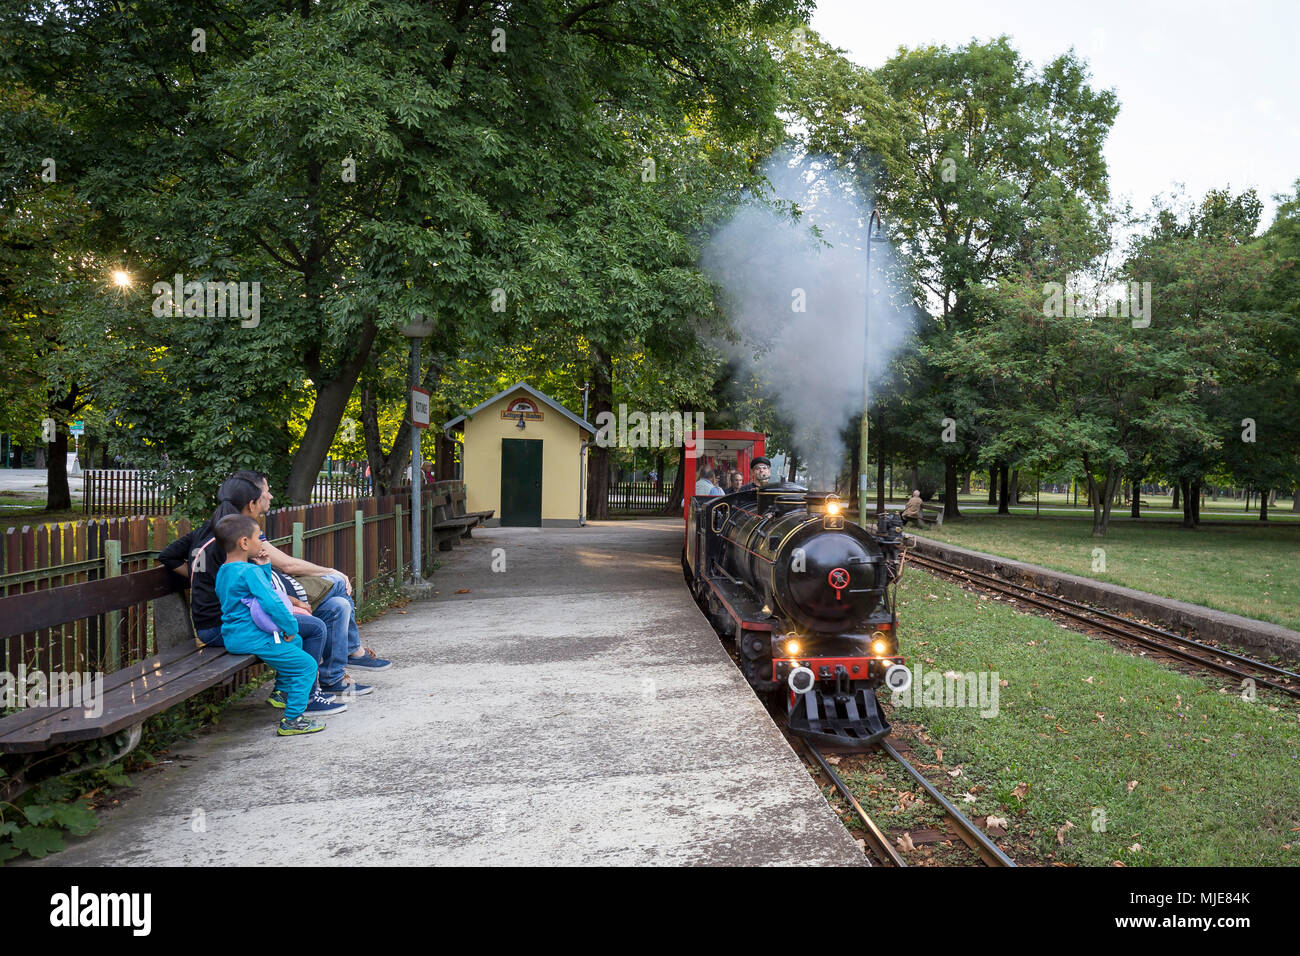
[111,270,131,288]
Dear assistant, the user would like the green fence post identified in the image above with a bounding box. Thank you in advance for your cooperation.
[395,503,404,578]
[354,509,364,606]
[292,520,304,560]
[104,539,122,672]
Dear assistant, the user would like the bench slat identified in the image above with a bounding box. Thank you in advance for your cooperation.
[0,647,256,753]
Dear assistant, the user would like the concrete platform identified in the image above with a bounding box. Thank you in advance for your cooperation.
[28,519,863,866]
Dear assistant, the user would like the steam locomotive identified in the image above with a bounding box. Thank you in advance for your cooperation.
[685,482,912,747]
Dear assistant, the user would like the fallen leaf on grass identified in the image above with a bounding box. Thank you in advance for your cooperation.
[986,815,1009,829]
[1012,782,1029,801]
[825,755,841,765]
[1127,780,1138,794]
[1160,785,1172,792]
[962,793,976,803]
[1111,860,1127,867]
[1129,843,1142,853]
[999,679,1008,687]
[947,767,963,777]
[934,748,943,763]
[896,833,916,852]
[1056,725,1068,734]
[455,588,472,594]
[1083,676,1094,684]
[1057,821,1075,845]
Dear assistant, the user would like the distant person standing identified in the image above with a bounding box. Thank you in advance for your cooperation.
[901,489,924,526]
[694,466,723,496]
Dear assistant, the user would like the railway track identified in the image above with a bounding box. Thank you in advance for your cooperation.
[907,552,1300,699]
[802,737,1016,867]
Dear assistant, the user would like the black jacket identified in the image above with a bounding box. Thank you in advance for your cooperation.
[157,523,226,632]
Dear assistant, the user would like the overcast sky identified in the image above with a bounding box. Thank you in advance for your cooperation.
[810,0,1300,229]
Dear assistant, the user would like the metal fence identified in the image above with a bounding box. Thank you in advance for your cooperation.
[82,469,366,515]
[607,480,672,515]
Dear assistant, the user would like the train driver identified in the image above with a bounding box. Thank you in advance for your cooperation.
[740,456,772,492]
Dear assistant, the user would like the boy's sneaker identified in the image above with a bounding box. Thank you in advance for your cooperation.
[347,646,392,671]
[266,689,288,709]
[306,690,347,715]
[320,674,374,698]
[277,715,325,736]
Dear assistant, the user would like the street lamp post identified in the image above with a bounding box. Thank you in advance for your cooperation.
[401,313,435,587]
[860,209,886,529]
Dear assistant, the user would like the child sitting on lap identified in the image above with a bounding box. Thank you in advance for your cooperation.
[213,513,324,736]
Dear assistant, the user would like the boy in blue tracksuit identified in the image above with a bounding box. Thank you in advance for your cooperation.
[213,513,324,736]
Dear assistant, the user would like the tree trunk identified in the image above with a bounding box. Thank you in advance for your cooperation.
[961,471,971,495]
[286,315,379,503]
[361,380,412,496]
[657,447,685,516]
[434,430,456,481]
[1130,471,1143,518]
[585,344,614,520]
[848,428,860,510]
[1293,486,1300,512]
[1171,483,1179,510]
[44,425,71,511]
[1260,488,1269,521]
[943,456,961,520]
[987,467,997,505]
[1009,467,1020,504]
[787,453,798,484]
[1180,478,1196,528]
[997,462,1010,514]
[44,385,80,511]
[875,455,886,516]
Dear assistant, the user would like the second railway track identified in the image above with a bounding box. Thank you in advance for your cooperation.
[906,551,1300,699]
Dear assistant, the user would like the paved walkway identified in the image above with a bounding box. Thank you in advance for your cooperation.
[29,519,862,866]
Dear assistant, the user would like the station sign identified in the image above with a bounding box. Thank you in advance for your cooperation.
[500,396,544,423]
[70,420,85,436]
[411,388,431,429]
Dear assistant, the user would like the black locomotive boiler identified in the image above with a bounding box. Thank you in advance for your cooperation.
[685,482,911,747]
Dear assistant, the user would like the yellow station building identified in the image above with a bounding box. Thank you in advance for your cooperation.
[442,383,595,527]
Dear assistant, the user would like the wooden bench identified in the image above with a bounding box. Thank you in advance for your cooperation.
[0,566,257,796]
[428,483,493,551]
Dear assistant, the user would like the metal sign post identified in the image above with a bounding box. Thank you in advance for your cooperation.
[401,315,435,588]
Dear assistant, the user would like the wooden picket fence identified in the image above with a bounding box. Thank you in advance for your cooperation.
[0,484,460,678]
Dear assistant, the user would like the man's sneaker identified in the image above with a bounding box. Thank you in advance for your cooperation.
[266,689,288,709]
[277,715,325,736]
[306,690,347,715]
[347,646,392,671]
[320,674,374,698]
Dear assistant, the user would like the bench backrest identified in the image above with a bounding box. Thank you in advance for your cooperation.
[1,566,196,663]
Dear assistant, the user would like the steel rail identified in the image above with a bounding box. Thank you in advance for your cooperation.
[879,739,1017,867]
[909,554,1300,699]
[803,741,904,867]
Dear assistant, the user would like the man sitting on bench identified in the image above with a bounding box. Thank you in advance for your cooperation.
[901,489,925,527]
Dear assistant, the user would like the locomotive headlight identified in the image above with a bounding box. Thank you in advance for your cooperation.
[871,630,890,655]
[785,640,801,656]
[826,501,840,516]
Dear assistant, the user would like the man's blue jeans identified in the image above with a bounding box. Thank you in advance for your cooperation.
[315,574,361,670]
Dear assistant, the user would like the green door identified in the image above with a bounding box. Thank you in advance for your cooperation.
[501,439,543,526]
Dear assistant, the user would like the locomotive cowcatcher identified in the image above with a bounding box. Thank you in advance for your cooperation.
[683,430,911,748]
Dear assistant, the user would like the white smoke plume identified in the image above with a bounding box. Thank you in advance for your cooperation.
[701,152,917,489]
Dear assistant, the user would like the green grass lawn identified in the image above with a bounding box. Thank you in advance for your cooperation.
[918,516,1300,632]
[885,568,1300,866]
